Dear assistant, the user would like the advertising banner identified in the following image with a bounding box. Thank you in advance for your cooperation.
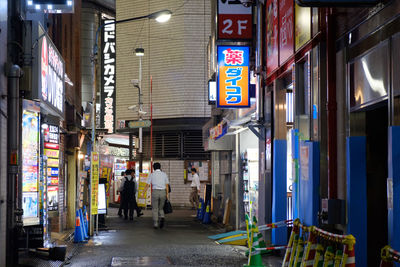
[23,192,39,218]
[100,19,116,134]
[217,46,250,108]
[138,173,151,207]
[22,104,40,192]
[279,0,294,64]
[91,152,100,215]
[38,35,65,117]
[295,4,311,51]
[44,149,59,159]
[47,186,58,211]
[47,158,59,167]
[266,0,279,74]
[217,0,252,40]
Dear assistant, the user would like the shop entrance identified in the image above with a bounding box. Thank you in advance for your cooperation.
[276,70,294,221]
[365,103,388,265]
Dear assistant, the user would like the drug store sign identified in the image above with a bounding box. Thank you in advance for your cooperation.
[217,46,250,108]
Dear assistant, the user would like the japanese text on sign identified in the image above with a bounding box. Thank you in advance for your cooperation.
[218,0,252,40]
[279,0,294,63]
[91,152,100,215]
[101,19,116,134]
[217,46,250,108]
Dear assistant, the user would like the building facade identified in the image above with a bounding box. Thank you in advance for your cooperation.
[115,0,212,206]
[205,0,400,265]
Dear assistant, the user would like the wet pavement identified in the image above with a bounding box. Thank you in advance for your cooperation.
[60,207,282,267]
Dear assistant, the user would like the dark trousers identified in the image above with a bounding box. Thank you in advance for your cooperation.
[118,195,124,215]
[123,196,141,218]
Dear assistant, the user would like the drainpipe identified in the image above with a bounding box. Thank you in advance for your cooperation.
[326,8,338,199]
[7,64,23,266]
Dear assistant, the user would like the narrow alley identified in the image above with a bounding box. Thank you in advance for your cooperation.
[61,207,281,267]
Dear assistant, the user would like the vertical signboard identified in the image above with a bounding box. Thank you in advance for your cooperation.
[217,46,250,108]
[101,19,116,134]
[138,173,151,207]
[22,100,40,225]
[38,35,65,117]
[43,124,60,211]
[218,0,252,40]
[279,0,294,64]
[266,0,279,74]
[295,4,311,51]
[91,152,100,215]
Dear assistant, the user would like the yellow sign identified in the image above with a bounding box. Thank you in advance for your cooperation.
[295,4,311,51]
[44,149,59,158]
[91,152,100,215]
[47,158,59,167]
[137,173,150,207]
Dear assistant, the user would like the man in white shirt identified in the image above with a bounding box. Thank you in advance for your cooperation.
[142,162,169,229]
[189,168,200,210]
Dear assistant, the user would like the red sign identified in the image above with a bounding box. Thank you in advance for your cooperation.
[218,0,252,40]
[266,0,279,74]
[279,0,294,64]
[44,142,59,150]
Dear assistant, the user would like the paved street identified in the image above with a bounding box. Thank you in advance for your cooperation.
[64,207,283,267]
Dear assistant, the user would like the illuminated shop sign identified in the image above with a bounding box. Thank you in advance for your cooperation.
[39,35,65,116]
[209,120,228,140]
[218,0,252,40]
[22,100,40,225]
[26,0,75,14]
[100,19,116,134]
[43,124,59,144]
[217,46,250,108]
[296,0,379,6]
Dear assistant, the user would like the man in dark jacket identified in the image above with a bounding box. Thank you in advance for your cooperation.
[119,169,143,220]
[119,169,136,220]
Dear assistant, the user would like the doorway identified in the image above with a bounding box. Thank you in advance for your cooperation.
[365,103,388,265]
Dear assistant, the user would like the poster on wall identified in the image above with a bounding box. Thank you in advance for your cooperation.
[295,4,311,50]
[22,100,40,225]
[23,192,39,218]
[22,107,40,192]
[279,0,294,64]
[47,186,58,211]
[266,0,279,74]
[185,161,210,182]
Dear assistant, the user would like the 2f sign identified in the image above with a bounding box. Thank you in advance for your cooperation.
[218,0,252,40]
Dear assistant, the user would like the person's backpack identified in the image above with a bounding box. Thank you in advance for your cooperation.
[122,177,135,199]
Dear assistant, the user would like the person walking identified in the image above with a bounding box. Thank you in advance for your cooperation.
[119,169,136,220]
[142,162,169,229]
[117,171,125,217]
[189,168,200,210]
